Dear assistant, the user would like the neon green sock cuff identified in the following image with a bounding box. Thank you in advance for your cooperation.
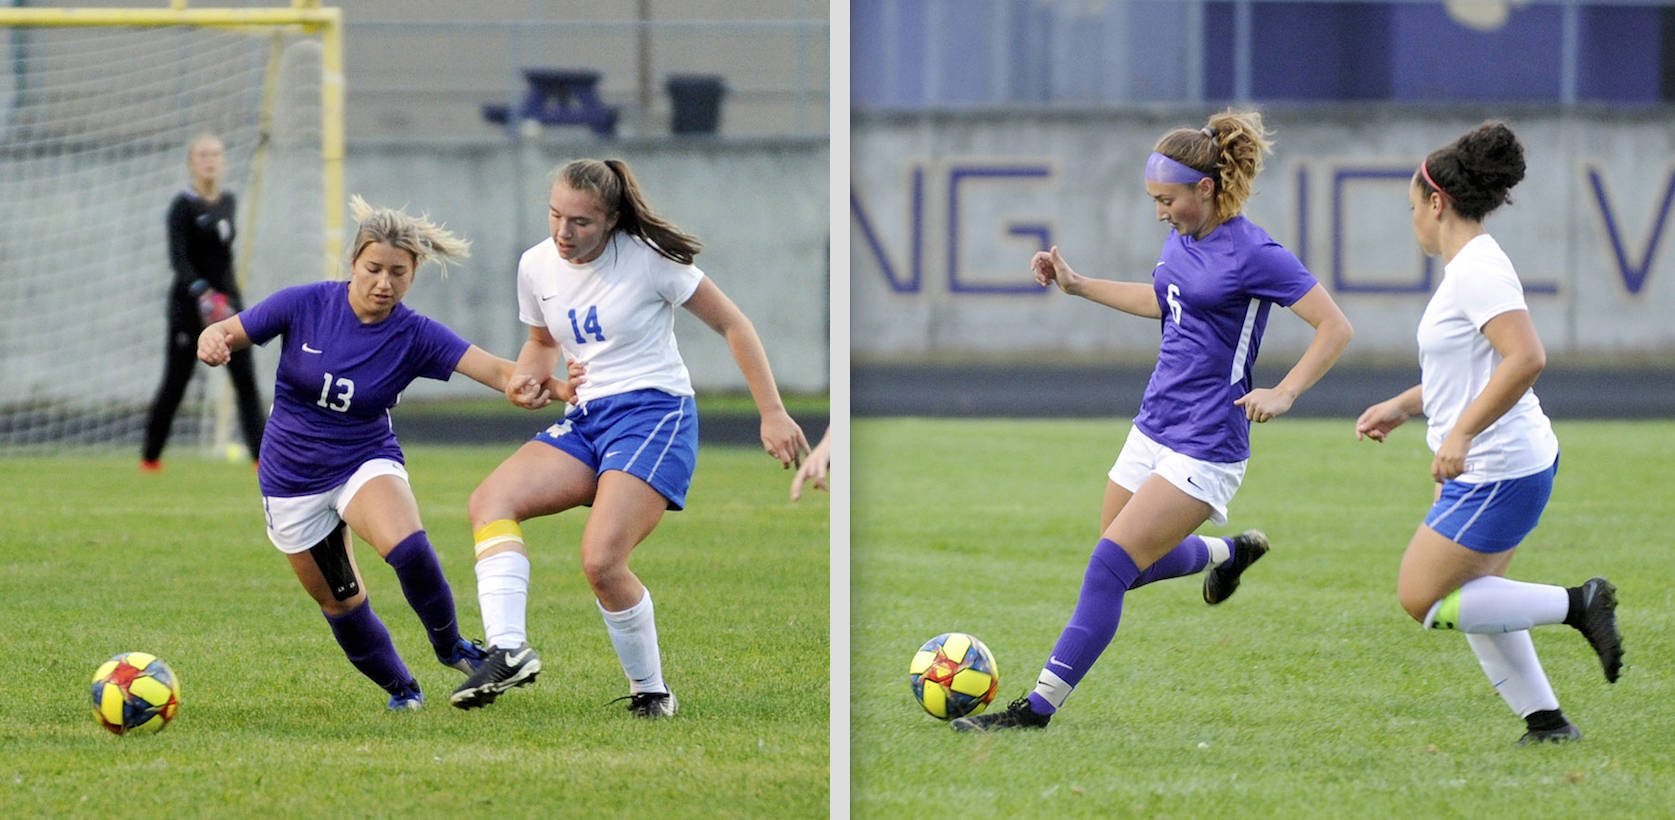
[1424,588,1463,630]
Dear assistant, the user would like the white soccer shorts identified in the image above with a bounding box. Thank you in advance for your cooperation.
[1108,424,1246,526]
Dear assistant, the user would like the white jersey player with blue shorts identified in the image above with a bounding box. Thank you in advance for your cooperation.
[453,158,808,716]
[1355,123,1621,745]
[516,232,704,510]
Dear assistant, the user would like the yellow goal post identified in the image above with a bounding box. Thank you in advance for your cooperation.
[0,1,344,273]
[0,2,342,454]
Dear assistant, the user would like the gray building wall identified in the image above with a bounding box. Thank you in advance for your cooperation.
[852,106,1675,365]
[252,137,832,400]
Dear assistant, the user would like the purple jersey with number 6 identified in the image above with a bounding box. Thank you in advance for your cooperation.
[239,281,471,496]
[1133,215,1317,463]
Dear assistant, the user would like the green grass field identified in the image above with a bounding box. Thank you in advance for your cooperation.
[852,418,1675,818]
[0,444,827,817]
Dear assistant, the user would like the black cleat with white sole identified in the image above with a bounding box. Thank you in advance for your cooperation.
[449,643,541,709]
[610,690,678,718]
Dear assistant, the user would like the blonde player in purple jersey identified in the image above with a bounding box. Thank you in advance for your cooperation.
[451,159,808,716]
[954,110,1354,732]
[1355,122,1621,744]
[197,197,567,710]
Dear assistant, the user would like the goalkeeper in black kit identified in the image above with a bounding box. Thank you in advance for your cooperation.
[141,133,266,471]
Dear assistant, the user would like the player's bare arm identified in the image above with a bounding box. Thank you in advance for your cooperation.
[1236,283,1354,423]
[196,314,250,367]
[683,275,808,468]
[1032,246,1162,318]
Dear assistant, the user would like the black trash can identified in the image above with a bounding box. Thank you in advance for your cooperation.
[666,74,726,135]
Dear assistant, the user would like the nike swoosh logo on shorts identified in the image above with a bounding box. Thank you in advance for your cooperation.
[302,343,322,354]
[1186,477,1202,489]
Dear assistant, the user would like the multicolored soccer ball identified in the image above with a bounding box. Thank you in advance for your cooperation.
[909,632,999,720]
[90,652,180,735]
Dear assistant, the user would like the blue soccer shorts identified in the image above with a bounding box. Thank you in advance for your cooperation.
[1425,454,1559,553]
[532,389,699,510]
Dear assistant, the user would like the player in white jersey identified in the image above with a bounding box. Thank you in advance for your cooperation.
[452,158,809,715]
[1355,122,1622,744]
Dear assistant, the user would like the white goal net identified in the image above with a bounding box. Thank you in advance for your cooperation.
[0,19,325,455]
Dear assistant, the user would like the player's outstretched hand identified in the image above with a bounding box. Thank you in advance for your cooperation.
[1235,386,1297,423]
[197,323,232,366]
[761,409,809,469]
[1354,399,1410,443]
[790,429,831,500]
[1031,246,1081,295]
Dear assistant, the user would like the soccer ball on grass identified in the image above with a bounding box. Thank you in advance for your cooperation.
[909,632,999,720]
[91,651,180,735]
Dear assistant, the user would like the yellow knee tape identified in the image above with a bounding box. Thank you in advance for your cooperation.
[473,519,524,557]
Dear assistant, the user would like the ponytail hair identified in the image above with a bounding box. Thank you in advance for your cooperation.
[346,195,471,277]
[553,158,702,265]
[1152,108,1274,221]
[1419,121,1526,222]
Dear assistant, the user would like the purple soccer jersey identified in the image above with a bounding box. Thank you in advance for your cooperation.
[1133,215,1317,463]
[239,281,471,496]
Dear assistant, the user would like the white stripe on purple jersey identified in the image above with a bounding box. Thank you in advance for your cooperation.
[1133,215,1317,463]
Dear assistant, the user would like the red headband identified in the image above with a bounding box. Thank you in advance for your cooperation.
[1419,160,1454,204]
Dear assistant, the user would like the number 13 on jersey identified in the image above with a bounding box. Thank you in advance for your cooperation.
[568,306,606,344]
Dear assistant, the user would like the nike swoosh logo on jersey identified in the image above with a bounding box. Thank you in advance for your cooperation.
[606,450,621,458]
[302,343,323,354]
[540,294,559,301]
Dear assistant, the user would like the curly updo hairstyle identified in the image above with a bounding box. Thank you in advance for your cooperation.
[1418,121,1526,222]
[1152,108,1274,222]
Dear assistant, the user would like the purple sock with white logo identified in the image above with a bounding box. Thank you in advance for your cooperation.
[1129,535,1215,589]
[323,599,414,695]
[384,530,462,655]
[1026,538,1140,715]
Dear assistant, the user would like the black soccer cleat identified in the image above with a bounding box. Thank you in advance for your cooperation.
[949,695,1051,732]
[609,690,679,718]
[448,643,541,710]
[1571,577,1623,683]
[1517,722,1582,745]
[1204,529,1270,605]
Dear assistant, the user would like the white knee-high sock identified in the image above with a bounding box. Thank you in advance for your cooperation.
[476,551,531,650]
[1456,576,1571,632]
[1465,631,1559,718]
[599,589,666,694]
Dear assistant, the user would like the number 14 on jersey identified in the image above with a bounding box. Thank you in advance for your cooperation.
[568,306,606,344]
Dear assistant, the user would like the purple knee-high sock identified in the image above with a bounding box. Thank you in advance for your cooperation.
[1027,538,1140,715]
[1129,535,1217,589]
[324,599,414,695]
[384,530,461,656]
